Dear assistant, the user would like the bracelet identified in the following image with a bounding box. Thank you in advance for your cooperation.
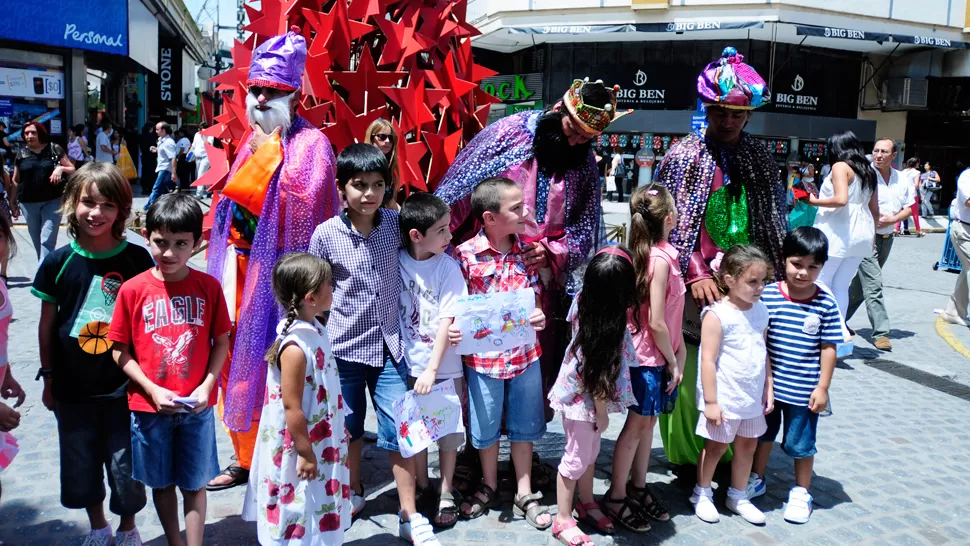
[35,368,54,381]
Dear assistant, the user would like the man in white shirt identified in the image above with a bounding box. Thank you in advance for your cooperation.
[845,138,913,351]
[943,165,970,325]
[144,121,179,210]
[191,122,212,198]
[94,119,114,163]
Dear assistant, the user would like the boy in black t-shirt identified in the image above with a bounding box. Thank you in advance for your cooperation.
[32,162,153,546]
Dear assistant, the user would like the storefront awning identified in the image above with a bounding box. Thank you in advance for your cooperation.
[508,20,764,35]
[794,24,970,49]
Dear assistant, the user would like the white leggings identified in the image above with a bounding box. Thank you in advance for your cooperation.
[818,255,864,321]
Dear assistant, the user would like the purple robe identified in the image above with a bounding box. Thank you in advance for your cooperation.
[207,115,339,432]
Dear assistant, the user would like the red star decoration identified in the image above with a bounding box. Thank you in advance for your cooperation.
[394,121,427,191]
[375,8,430,69]
[423,51,476,124]
[243,0,292,38]
[303,51,334,101]
[327,48,406,114]
[348,0,384,21]
[301,8,334,56]
[322,94,388,152]
[380,76,438,136]
[192,143,229,192]
[325,0,374,70]
[422,127,462,184]
[298,99,332,128]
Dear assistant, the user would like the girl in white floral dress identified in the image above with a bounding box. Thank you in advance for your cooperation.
[243,253,351,546]
[548,247,638,546]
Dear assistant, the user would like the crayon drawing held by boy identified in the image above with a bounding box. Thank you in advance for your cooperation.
[398,192,469,529]
[32,162,154,546]
[548,246,638,546]
[242,253,352,545]
[749,227,841,524]
[109,193,231,546]
[309,144,437,544]
[448,177,550,529]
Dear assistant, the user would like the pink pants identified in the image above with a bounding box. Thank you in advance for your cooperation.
[558,417,601,481]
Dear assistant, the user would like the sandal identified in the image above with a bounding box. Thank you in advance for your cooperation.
[531,452,554,490]
[600,492,651,533]
[513,492,553,530]
[460,483,499,520]
[205,464,249,491]
[551,518,595,546]
[453,451,481,495]
[399,512,441,545]
[628,482,670,522]
[574,500,614,534]
[433,490,461,529]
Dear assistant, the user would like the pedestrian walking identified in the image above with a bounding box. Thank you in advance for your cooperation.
[139,123,157,195]
[191,122,211,197]
[94,119,115,164]
[144,122,178,210]
[11,121,75,263]
[175,129,192,192]
[899,157,923,236]
[942,163,970,326]
[67,124,88,169]
[920,161,941,217]
[610,146,627,202]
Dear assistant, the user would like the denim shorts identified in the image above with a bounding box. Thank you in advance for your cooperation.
[760,401,819,459]
[628,366,678,417]
[336,346,409,452]
[54,398,147,515]
[130,407,221,491]
[465,362,546,449]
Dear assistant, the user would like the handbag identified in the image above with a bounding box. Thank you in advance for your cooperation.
[116,145,138,180]
[605,175,617,192]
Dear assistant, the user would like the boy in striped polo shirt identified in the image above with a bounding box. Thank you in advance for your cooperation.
[749,227,842,524]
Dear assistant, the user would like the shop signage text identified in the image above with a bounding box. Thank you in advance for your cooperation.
[63,24,124,49]
[151,39,183,112]
[775,74,819,111]
[0,67,65,100]
[0,0,128,56]
[480,74,542,103]
[160,48,174,101]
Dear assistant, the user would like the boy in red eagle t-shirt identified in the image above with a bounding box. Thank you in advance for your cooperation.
[109,193,231,546]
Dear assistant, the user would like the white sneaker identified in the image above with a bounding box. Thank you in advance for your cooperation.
[941,312,970,327]
[689,492,720,523]
[399,513,441,545]
[747,473,766,499]
[115,528,142,546]
[784,487,813,524]
[82,526,114,546]
[726,497,766,525]
[351,487,366,518]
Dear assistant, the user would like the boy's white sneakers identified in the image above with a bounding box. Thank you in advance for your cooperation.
[726,497,766,525]
[689,486,720,523]
[115,528,143,546]
[784,486,814,524]
[746,473,766,499]
[81,526,114,546]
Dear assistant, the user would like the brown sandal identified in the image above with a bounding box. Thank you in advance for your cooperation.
[514,492,553,530]
[460,483,499,520]
[628,482,670,522]
[600,493,652,533]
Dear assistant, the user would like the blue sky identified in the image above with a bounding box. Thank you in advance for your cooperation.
[184,0,252,50]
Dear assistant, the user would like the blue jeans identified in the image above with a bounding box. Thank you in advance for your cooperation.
[20,198,62,264]
[466,363,546,449]
[760,401,819,459]
[130,407,221,490]
[145,170,173,210]
[335,347,409,451]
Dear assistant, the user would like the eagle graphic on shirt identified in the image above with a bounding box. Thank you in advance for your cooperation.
[153,327,198,380]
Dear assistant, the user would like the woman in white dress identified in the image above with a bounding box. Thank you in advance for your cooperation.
[807,131,879,328]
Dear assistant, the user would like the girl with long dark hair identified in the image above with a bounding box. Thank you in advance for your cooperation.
[806,131,879,333]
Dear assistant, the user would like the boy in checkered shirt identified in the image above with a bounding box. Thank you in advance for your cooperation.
[308,144,437,545]
[448,177,550,528]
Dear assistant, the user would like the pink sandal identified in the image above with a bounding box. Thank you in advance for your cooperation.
[574,500,614,534]
[551,518,595,546]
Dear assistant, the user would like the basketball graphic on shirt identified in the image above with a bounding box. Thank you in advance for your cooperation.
[101,272,124,305]
[71,273,125,339]
[78,321,111,355]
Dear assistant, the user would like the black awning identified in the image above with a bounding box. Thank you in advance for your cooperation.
[634,20,764,33]
[508,24,633,35]
[794,24,969,49]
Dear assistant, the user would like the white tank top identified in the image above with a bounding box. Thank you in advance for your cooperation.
[67,137,84,162]
[813,171,875,258]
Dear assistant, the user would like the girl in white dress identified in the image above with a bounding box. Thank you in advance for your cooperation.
[243,253,351,546]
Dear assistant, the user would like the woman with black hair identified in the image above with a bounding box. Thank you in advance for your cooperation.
[806,130,879,330]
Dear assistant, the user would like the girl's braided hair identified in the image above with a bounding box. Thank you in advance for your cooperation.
[264,252,332,368]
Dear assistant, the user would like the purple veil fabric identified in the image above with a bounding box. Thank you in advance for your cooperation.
[654,131,788,280]
[207,115,339,432]
[434,111,601,287]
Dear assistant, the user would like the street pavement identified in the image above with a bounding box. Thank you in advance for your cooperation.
[1,198,969,545]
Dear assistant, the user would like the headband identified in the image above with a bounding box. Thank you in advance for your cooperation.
[595,246,632,265]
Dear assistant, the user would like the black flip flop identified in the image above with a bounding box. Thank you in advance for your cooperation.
[206,465,249,491]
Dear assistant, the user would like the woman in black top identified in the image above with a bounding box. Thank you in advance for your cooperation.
[11,121,75,263]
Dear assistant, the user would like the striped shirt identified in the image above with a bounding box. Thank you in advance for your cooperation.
[308,209,404,367]
[762,282,842,406]
[454,230,541,379]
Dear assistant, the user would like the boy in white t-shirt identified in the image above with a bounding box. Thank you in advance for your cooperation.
[398,192,468,529]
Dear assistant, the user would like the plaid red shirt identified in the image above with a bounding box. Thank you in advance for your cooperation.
[454,230,542,379]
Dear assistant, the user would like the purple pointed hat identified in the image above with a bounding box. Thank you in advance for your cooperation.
[697,46,770,110]
[247,27,307,92]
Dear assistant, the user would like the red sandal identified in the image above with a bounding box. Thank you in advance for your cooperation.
[552,518,595,546]
[574,500,614,535]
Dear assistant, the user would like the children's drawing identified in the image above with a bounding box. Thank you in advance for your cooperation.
[393,379,464,458]
[453,288,536,355]
[0,431,19,471]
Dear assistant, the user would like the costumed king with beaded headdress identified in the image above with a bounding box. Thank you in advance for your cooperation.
[656,47,788,466]
[205,29,340,491]
[435,79,628,498]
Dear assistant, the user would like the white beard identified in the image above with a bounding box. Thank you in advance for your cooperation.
[246,91,294,135]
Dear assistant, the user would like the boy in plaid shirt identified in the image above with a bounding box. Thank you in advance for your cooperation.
[449,177,550,529]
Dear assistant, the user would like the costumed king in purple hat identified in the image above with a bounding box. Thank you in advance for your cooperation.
[656,47,788,466]
[434,79,629,504]
[205,28,340,491]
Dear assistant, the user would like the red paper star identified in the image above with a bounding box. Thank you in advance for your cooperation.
[325,0,374,70]
[327,48,406,114]
[395,121,427,191]
[380,77,438,136]
[192,143,229,191]
[322,93,388,152]
[375,8,429,69]
[303,51,334,101]
[244,0,293,38]
[348,0,384,21]
[422,127,462,184]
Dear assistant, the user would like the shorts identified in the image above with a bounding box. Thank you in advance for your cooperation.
[558,418,601,481]
[760,401,819,459]
[466,362,546,449]
[695,413,767,444]
[628,366,678,416]
[336,345,409,452]
[406,375,466,452]
[54,397,147,515]
[130,407,221,491]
